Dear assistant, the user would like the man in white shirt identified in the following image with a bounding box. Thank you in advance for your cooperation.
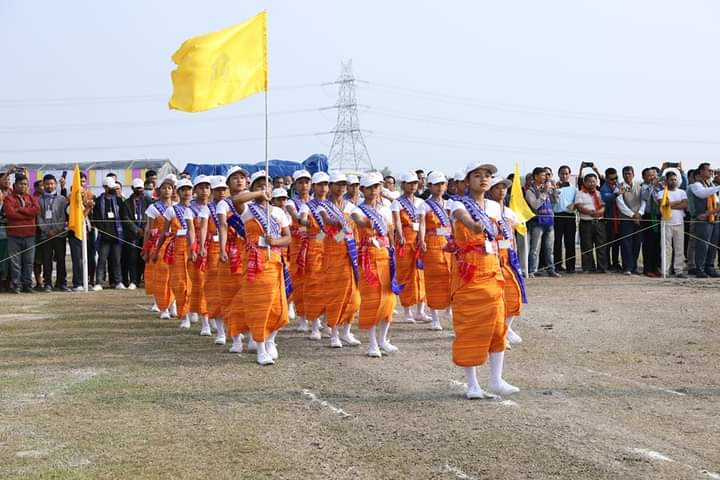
[657,169,688,278]
[688,162,720,278]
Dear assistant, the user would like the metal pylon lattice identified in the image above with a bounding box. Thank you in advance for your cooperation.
[327,60,374,172]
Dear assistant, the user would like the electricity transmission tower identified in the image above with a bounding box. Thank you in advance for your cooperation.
[327,60,374,172]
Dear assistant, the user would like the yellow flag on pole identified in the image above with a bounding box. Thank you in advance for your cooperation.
[169,11,268,112]
[68,164,85,241]
[659,186,672,221]
[509,162,535,235]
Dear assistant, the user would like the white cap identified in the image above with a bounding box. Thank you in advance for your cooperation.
[346,174,360,185]
[226,166,249,180]
[400,171,419,183]
[311,172,330,184]
[159,174,177,187]
[360,172,383,188]
[662,167,681,180]
[250,170,269,186]
[102,176,117,188]
[131,178,144,189]
[192,174,211,188]
[451,171,465,181]
[176,178,193,190]
[426,171,447,185]
[271,188,288,199]
[464,161,498,177]
[490,176,511,189]
[328,172,348,183]
[581,167,597,180]
[210,176,227,190]
[292,169,311,182]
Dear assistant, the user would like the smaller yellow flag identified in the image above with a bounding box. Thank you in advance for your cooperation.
[68,165,85,241]
[659,187,672,221]
[508,163,535,235]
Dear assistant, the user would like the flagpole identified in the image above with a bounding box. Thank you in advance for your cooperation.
[82,225,89,292]
[660,220,667,279]
[264,89,271,258]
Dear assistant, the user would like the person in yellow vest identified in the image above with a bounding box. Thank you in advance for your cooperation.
[285,169,312,332]
[450,161,519,399]
[391,171,429,323]
[417,171,453,331]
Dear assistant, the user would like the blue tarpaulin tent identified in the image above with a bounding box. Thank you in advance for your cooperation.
[183,154,328,179]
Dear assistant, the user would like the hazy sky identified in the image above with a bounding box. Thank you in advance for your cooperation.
[2,0,720,177]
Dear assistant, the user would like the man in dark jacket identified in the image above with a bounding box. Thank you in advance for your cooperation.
[91,176,124,290]
[121,178,151,289]
[3,174,41,293]
[37,174,70,291]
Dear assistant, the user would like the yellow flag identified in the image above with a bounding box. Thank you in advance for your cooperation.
[659,186,672,221]
[509,162,535,235]
[169,11,268,112]
[68,165,85,241]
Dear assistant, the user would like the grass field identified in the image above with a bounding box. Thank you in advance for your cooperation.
[1,275,718,479]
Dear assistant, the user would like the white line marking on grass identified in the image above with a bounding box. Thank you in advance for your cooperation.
[301,389,351,418]
[586,369,687,396]
[629,448,720,479]
[443,464,476,479]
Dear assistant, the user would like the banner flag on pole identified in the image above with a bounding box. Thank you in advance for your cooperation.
[659,186,672,221]
[68,164,85,242]
[169,11,268,112]
[509,162,535,235]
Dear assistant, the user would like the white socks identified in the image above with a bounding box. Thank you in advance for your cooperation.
[169,301,178,318]
[487,352,519,395]
[151,301,160,313]
[309,319,322,340]
[209,318,217,331]
[378,320,398,353]
[179,314,191,329]
[340,323,361,346]
[506,317,523,345]
[200,316,212,336]
[464,367,487,399]
[190,312,199,324]
[429,309,443,331]
[367,326,381,357]
[403,307,415,323]
[255,335,274,365]
[229,334,243,353]
[295,316,309,332]
[329,327,342,348]
[265,330,279,360]
[288,302,296,320]
[214,318,226,345]
[414,303,431,321]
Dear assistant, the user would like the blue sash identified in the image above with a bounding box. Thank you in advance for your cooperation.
[460,196,497,240]
[224,198,246,239]
[172,204,188,231]
[397,195,418,223]
[357,203,403,294]
[207,202,220,230]
[306,199,325,230]
[323,199,360,283]
[249,203,292,298]
[498,214,528,304]
[426,197,450,228]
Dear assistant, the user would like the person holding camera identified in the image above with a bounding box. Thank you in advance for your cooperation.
[524,167,560,277]
[688,162,720,278]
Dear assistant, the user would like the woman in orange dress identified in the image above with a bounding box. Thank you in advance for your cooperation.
[487,176,527,348]
[154,178,198,329]
[351,172,401,358]
[142,175,176,320]
[418,171,453,331]
[203,177,228,341]
[450,162,519,399]
[391,172,429,323]
[285,169,312,332]
[188,175,212,335]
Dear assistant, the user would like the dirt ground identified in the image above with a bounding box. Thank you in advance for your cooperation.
[0,274,718,479]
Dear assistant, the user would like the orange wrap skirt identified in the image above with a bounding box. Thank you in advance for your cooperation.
[358,238,395,330]
[168,233,192,319]
[319,233,360,328]
[397,211,425,307]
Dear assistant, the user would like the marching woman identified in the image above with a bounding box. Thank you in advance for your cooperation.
[188,175,213,336]
[203,177,229,340]
[285,169,312,332]
[217,167,250,350]
[450,162,519,399]
[344,175,362,205]
[351,172,402,358]
[391,172,429,323]
[417,171,453,331]
[298,172,331,340]
[142,174,176,320]
[238,171,292,365]
[487,176,527,348]
[154,178,199,329]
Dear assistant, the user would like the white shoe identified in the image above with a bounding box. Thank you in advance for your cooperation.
[190,313,199,324]
[466,386,495,400]
[169,302,178,318]
[256,352,275,365]
[214,335,226,346]
[199,321,212,337]
[151,302,160,312]
[414,312,432,322]
[266,341,279,360]
[247,338,258,352]
[229,335,243,353]
[127,283,137,290]
[339,333,362,346]
[429,320,443,331]
[92,284,103,292]
[159,310,171,320]
[507,329,523,345]
[179,316,191,329]
[329,336,343,348]
[295,318,309,332]
[403,313,416,323]
[487,379,520,396]
[367,346,382,358]
[379,341,399,354]
[115,283,127,290]
[72,286,84,292]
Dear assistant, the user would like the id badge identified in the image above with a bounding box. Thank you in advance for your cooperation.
[107,211,115,219]
[316,231,325,241]
[485,240,496,254]
[45,210,53,220]
[212,234,219,242]
[412,222,420,232]
[372,238,380,248]
[498,239,512,250]
[335,231,345,243]
[258,236,268,247]
[436,227,449,236]
[177,228,187,237]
